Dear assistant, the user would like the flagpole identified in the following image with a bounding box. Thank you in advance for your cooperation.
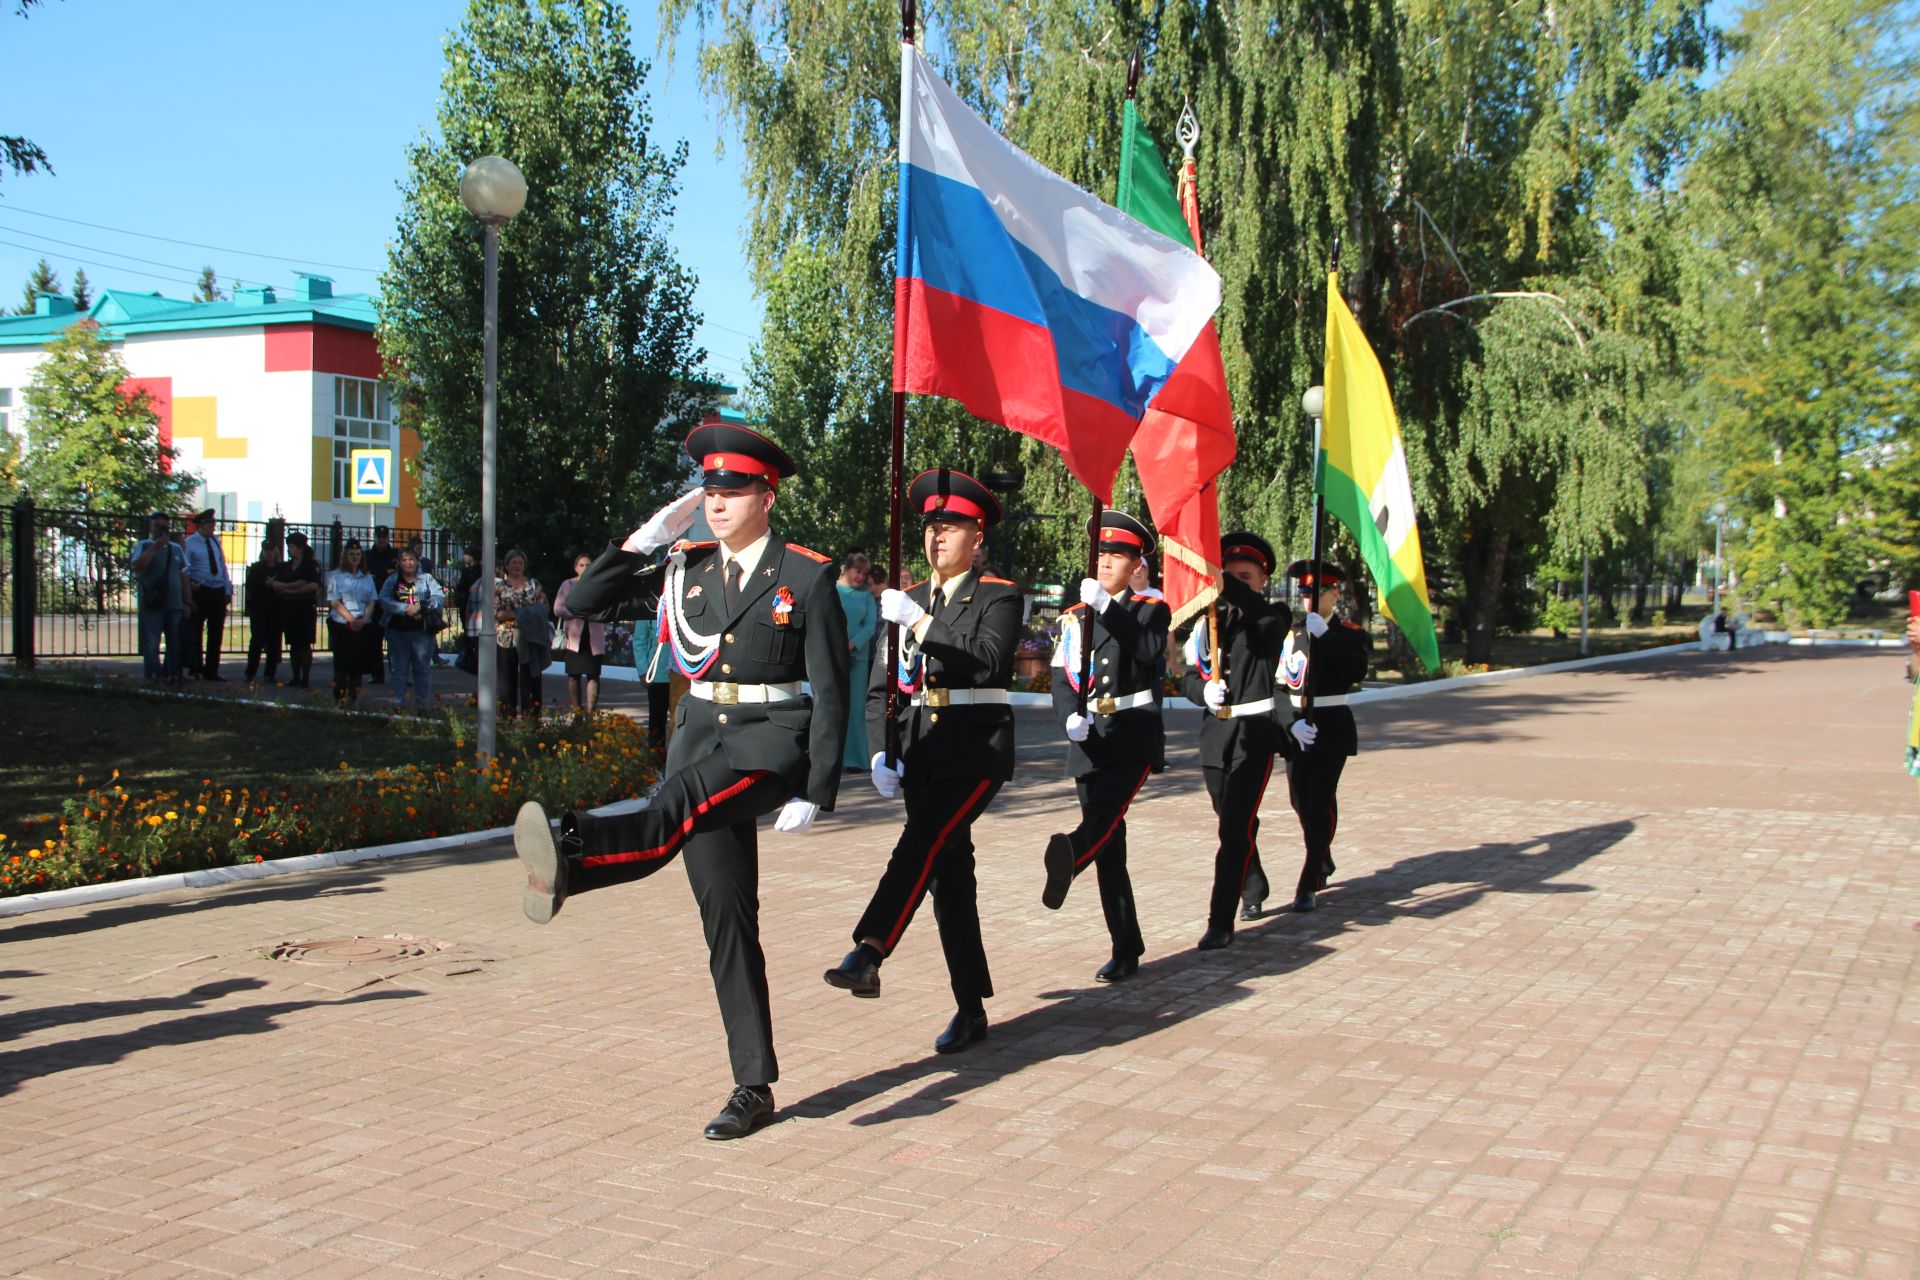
[1302,241,1340,724]
[885,0,916,769]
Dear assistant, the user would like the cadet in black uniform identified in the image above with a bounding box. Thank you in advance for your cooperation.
[1039,510,1170,982]
[824,469,1022,1055]
[513,425,850,1141]
[1277,560,1370,912]
[1179,534,1293,950]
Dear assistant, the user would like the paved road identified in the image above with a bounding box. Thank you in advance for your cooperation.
[1,647,1915,1278]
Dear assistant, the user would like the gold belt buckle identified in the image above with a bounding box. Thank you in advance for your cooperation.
[923,688,951,709]
[710,681,740,705]
[1094,695,1118,716]
[1215,706,1233,720]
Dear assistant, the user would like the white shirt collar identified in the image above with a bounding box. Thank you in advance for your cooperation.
[720,532,773,582]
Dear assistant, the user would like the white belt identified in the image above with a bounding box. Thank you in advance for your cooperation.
[909,688,1011,708]
[1088,689,1157,715]
[1215,696,1275,720]
[687,679,803,705]
[1289,694,1348,709]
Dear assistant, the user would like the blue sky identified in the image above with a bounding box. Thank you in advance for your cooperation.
[0,0,764,385]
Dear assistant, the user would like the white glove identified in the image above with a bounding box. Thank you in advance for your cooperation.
[1079,577,1112,613]
[1204,679,1228,710]
[879,589,927,629]
[1290,719,1319,748]
[624,488,703,554]
[1064,712,1091,742]
[1305,611,1329,638]
[773,799,819,834]
[869,752,903,799]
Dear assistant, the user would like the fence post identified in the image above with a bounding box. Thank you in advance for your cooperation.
[11,496,35,669]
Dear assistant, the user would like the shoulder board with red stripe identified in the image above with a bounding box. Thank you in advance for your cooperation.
[1340,618,1365,631]
[785,542,829,563]
[672,539,717,552]
[906,578,928,591]
[980,576,1016,586]
[1130,593,1166,605]
[1062,602,1087,615]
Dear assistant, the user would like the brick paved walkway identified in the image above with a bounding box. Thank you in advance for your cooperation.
[1,647,1915,1278]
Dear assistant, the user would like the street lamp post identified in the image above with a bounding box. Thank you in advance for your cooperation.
[458,155,528,763]
[1708,501,1728,620]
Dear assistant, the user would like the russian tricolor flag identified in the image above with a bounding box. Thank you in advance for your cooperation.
[892,44,1223,502]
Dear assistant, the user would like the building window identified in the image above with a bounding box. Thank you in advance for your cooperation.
[331,376,395,501]
[0,386,14,436]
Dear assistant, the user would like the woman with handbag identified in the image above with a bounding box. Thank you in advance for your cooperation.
[379,548,445,713]
[494,548,547,718]
[552,552,608,715]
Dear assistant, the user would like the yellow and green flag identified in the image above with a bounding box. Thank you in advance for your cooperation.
[1320,270,1440,672]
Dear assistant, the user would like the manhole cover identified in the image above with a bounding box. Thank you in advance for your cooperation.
[269,936,446,966]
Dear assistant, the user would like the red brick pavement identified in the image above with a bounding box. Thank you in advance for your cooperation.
[1,646,1915,1277]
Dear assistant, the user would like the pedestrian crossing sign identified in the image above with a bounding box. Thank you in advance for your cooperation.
[350,448,393,504]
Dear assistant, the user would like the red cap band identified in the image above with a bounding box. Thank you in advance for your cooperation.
[1099,528,1145,550]
[923,493,985,521]
[1224,543,1265,566]
[703,453,779,490]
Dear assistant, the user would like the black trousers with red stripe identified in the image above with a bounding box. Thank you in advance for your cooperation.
[1286,753,1346,898]
[1064,763,1150,960]
[568,750,792,1086]
[1202,754,1275,932]
[853,771,1003,1015]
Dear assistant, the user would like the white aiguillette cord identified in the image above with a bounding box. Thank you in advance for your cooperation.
[663,548,721,671]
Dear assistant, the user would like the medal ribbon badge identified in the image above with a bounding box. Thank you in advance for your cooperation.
[1052,612,1085,693]
[1279,631,1309,691]
[771,585,794,625]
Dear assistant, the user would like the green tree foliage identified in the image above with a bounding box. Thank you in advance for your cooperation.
[1684,0,1918,625]
[17,258,59,315]
[20,320,198,512]
[380,0,707,582]
[70,268,91,310]
[193,266,223,303]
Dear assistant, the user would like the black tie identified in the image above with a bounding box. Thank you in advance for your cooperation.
[725,559,742,612]
[928,584,944,618]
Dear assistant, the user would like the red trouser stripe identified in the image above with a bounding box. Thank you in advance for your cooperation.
[1075,764,1152,869]
[884,778,993,954]
[582,770,771,867]
[1240,757,1273,885]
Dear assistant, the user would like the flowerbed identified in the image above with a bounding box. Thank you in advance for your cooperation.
[0,713,659,898]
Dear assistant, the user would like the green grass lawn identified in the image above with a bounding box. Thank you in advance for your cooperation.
[0,680,460,833]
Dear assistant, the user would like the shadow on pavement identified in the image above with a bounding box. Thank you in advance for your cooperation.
[0,876,388,945]
[0,986,420,1095]
[791,818,1632,1127]
[0,977,268,1043]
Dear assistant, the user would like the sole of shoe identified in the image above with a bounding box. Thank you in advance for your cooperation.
[515,802,561,925]
[1041,834,1074,910]
[823,968,881,998]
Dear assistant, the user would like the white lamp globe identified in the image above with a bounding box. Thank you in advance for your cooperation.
[1301,385,1325,420]
[459,156,528,225]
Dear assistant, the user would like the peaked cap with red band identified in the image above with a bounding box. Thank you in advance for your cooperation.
[1282,558,1347,588]
[1087,509,1155,558]
[1219,531,1277,577]
[908,468,1002,528]
[684,423,797,491]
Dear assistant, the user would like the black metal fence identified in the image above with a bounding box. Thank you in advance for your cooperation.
[4,499,456,664]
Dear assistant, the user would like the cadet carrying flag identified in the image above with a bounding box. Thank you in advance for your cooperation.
[1114,100,1235,629]
[892,44,1223,501]
[1321,271,1441,672]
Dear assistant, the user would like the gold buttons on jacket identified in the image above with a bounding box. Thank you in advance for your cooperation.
[930,712,941,724]
[721,663,732,674]
[724,632,736,644]
[717,712,729,724]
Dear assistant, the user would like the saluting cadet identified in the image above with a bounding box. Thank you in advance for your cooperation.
[1278,560,1371,912]
[824,469,1021,1055]
[1039,510,1170,982]
[1179,533,1294,950]
[513,425,850,1142]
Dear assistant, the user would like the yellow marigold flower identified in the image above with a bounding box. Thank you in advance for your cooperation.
[164,811,178,821]
[147,815,163,827]
[195,805,206,815]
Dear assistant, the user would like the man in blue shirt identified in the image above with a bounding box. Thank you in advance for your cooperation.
[183,509,233,681]
[131,513,193,685]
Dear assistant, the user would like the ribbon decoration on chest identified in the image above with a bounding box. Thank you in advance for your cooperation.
[893,619,925,694]
[1183,612,1216,681]
[661,551,723,678]
[1279,630,1309,691]
[1052,611,1087,693]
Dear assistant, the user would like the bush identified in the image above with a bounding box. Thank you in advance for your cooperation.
[0,713,659,898]
[1651,609,1667,629]
[1538,597,1579,636]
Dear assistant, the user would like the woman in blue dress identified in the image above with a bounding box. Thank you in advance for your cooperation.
[835,551,878,769]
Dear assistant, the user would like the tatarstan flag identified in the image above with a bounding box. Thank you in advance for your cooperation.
[1114,99,1235,629]
[1321,271,1441,672]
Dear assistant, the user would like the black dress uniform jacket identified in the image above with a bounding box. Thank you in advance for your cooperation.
[1179,573,1294,766]
[1051,594,1170,778]
[1280,619,1371,757]
[867,572,1023,782]
[571,538,850,809]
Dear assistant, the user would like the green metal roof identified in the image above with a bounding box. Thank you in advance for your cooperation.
[0,285,378,348]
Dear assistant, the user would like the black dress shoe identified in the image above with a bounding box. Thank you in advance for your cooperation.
[1196,927,1233,951]
[1041,833,1074,910]
[1241,900,1264,921]
[202,673,227,683]
[703,1084,774,1140]
[1292,892,1317,913]
[1094,955,1139,983]
[514,801,569,924]
[934,1010,988,1054]
[823,947,881,997]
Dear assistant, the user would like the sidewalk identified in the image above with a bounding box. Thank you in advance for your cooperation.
[0,646,1915,1277]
